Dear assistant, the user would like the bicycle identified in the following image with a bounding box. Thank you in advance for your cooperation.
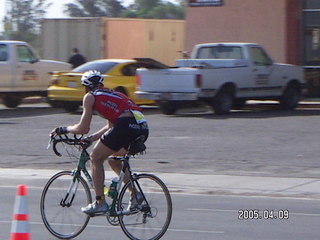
[40,134,172,240]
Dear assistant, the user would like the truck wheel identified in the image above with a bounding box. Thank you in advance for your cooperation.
[279,84,301,110]
[212,89,233,114]
[159,101,178,115]
[233,99,246,109]
[2,95,22,108]
[63,102,80,112]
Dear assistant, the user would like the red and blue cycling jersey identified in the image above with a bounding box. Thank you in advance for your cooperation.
[91,88,141,124]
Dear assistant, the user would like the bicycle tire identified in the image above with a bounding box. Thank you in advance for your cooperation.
[40,171,92,239]
[118,174,172,240]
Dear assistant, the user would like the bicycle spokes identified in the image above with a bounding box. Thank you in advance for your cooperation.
[118,174,172,240]
[40,171,91,239]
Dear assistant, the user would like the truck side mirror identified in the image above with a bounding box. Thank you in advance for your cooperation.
[30,58,39,64]
[178,51,190,59]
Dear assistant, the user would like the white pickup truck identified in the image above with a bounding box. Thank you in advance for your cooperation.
[136,43,305,114]
[0,41,71,108]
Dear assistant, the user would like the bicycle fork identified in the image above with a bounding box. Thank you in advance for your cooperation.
[60,176,79,207]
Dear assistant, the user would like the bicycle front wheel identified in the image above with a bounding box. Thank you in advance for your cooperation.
[40,171,92,239]
[118,174,172,240]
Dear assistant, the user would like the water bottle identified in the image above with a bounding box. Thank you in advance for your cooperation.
[107,177,119,199]
[103,185,109,195]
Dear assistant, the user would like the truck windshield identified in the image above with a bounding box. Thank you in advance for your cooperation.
[197,46,243,59]
[72,61,117,74]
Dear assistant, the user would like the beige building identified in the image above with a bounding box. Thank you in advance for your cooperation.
[41,18,185,66]
[105,18,185,65]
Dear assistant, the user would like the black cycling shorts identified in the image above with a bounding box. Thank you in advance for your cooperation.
[100,117,149,151]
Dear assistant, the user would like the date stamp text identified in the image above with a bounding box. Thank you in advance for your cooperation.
[238,209,289,220]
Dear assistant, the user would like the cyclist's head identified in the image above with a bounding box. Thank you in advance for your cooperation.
[81,70,104,90]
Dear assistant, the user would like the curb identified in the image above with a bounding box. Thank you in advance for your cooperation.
[1,168,319,200]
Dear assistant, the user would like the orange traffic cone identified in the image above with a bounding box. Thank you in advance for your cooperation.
[9,185,31,240]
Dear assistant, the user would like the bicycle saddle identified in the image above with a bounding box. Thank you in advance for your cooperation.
[127,136,146,155]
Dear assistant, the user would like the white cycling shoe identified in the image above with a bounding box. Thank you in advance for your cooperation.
[127,192,144,211]
[81,201,109,216]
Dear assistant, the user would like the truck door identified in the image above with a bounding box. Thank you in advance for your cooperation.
[249,47,274,96]
[0,44,11,89]
[13,44,40,89]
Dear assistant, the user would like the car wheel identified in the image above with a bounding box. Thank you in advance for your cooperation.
[63,102,80,112]
[47,99,62,108]
[2,95,22,108]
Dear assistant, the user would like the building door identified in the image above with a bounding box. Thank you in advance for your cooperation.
[303,0,320,66]
[302,0,320,96]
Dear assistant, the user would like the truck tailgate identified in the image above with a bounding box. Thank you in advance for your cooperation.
[137,68,199,93]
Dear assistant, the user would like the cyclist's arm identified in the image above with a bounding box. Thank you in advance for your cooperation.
[66,93,94,134]
[89,121,113,141]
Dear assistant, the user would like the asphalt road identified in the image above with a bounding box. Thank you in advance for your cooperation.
[0,185,319,240]
[1,102,320,239]
[1,102,320,178]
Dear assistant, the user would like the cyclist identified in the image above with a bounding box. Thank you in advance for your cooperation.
[51,70,149,215]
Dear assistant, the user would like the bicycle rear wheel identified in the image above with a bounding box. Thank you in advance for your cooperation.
[118,174,172,240]
[40,171,92,239]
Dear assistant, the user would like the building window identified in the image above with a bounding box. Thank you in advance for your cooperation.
[305,0,320,9]
[303,0,320,65]
[304,10,320,26]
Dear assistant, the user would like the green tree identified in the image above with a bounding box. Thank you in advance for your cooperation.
[2,0,52,44]
[64,0,125,17]
[64,0,104,17]
[63,0,185,19]
[100,0,125,17]
[146,2,184,19]
[122,0,185,19]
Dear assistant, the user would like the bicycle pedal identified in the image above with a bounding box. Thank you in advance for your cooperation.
[130,209,140,214]
[89,211,109,217]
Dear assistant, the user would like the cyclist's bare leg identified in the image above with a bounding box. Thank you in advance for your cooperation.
[90,140,115,204]
[108,148,127,176]
[108,156,134,193]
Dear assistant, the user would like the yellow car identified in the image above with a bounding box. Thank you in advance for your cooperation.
[47,59,163,112]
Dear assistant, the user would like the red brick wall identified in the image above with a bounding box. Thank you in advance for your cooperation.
[286,0,301,65]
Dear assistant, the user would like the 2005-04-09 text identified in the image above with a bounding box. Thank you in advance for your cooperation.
[238,209,289,220]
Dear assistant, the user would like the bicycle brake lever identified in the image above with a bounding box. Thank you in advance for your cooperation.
[47,136,54,149]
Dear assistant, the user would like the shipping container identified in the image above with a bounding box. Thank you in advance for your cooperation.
[40,18,185,66]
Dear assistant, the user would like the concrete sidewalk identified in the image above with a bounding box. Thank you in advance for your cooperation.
[0,168,319,199]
